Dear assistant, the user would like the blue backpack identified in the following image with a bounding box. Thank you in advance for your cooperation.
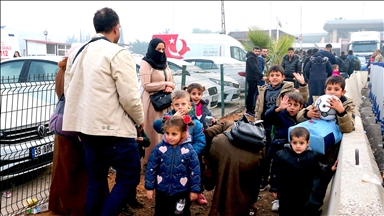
[288,119,343,155]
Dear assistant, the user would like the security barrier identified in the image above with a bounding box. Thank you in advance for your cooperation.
[368,63,384,134]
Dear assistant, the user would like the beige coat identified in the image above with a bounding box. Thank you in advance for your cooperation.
[254,82,309,120]
[63,34,144,138]
[140,60,174,164]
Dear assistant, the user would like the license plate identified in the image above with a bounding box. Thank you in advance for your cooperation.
[30,144,53,159]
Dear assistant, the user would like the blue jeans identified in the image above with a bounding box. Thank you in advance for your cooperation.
[79,133,141,216]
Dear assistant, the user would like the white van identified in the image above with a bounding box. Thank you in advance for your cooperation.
[152,33,247,62]
[1,26,20,61]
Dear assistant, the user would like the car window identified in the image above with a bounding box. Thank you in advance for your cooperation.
[0,60,26,83]
[194,61,218,69]
[26,61,59,82]
[230,46,247,61]
[167,62,181,71]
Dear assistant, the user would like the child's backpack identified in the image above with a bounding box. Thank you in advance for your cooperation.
[288,119,343,155]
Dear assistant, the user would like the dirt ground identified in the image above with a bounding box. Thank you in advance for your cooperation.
[39,110,278,216]
[108,110,278,216]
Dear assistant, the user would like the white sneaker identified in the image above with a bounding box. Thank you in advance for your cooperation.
[271,200,279,212]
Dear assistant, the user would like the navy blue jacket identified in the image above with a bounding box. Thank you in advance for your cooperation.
[153,110,206,156]
[145,135,201,196]
[314,50,338,65]
[264,106,298,141]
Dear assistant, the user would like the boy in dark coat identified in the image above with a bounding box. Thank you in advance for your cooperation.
[269,127,337,216]
[264,92,304,167]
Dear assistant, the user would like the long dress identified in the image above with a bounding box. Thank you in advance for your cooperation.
[139,60,174,164]
[48,58,88,215]
[204,121,265,216]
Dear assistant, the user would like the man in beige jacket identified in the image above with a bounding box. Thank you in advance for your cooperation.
[374,49,384,62]
[63,7,144,216]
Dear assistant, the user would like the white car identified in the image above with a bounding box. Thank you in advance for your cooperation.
[166,58,241,103]
[183,56,247,91]
[1,56,61,181]
[132,54,219,108]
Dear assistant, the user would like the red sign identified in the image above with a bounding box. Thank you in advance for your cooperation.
[152,34,190,59]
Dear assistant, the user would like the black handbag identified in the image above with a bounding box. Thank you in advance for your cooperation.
[150,70,172,111]
[225,114,266,153]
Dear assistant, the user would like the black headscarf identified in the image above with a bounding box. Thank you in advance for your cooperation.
[142,38,167,70]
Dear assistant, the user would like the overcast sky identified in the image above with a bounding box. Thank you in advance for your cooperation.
[1,1,383,43]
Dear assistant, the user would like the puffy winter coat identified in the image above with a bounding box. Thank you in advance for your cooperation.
[145,135,201,196]
[153,110,206,156]
[281,54,302,80]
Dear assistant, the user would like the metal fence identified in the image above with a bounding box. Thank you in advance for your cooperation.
[368,63,384,138]
[1,75,56,216]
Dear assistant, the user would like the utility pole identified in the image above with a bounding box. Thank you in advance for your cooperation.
[269,2,272,37]
[300,6,302,50]
[221,0,226,34]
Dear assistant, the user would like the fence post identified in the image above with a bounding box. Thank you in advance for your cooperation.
[181,65,187,89]
[220,64,225,118]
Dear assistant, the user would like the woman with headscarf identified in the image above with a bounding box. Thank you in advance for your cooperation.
[48,46,88,216]
[140,38,175,167]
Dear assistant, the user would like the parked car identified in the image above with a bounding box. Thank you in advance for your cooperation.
[1,56,61,181]
[356,56,367,71]
[182,56,246,91]
[132,54,220,107]
[166,58,241,103]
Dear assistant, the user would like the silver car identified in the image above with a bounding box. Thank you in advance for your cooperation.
[183,56,247,91]
[1,56,61,181]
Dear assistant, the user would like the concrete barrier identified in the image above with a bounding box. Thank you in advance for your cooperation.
[322,72,384,215]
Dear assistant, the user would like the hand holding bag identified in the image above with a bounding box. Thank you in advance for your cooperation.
[150,69,172,111]
[225,114,266,153]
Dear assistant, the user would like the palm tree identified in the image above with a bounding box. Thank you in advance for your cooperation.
[241,26,296,72]
[129,39,149,55]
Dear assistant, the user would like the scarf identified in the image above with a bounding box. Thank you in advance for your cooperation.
[142,38,167,70]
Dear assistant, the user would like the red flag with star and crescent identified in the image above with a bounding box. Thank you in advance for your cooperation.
[152,34,190,59]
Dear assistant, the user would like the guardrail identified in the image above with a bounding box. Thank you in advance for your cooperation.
[322,71,384,215]
[1,76,56,215]
[368,63,384,136]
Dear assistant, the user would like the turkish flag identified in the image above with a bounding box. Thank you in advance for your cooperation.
[152,34,179,52]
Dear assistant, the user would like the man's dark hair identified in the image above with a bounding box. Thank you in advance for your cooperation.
[307,49,313,55]
[268,65,284,75]
[313,48,319,54]
[341,51,345,55]
[253,46,260,50]
[348,50,353,55]
[290,127,310,141]
[93,7,120,33]
[325,76,346,90]
[288,47,294,52]
[325,43,332,49]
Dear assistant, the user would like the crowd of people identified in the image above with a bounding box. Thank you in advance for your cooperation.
[45,6,377,216]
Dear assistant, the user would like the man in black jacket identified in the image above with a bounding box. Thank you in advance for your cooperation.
[313,43,338,65]
[245,46,262,115]
[281,47,301,88]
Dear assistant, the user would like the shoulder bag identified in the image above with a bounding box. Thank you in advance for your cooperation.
[150,69,172,111]
[49,36,108,137]
[224,114,267,153]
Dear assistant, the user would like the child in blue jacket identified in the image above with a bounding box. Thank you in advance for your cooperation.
[153,89,207,205]
[146,115,201,215]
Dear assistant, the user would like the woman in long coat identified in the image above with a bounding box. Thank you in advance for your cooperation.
[204,119,265,216]
[140,38,175,165]
[49,53,88,215]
